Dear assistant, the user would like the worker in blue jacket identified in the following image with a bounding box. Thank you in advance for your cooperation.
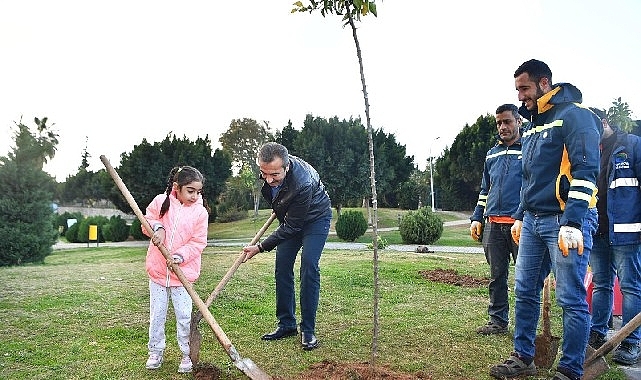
[588,108,641,365]
[490,59,601,380]
[470,103,522,335]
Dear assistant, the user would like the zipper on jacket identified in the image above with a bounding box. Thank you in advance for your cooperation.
[165,204,183,287]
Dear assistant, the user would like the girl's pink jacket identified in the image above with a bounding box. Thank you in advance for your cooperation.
[143,191,209,287]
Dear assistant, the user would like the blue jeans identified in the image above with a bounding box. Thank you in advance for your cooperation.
[514,209,597,376]
[590,235,641,344]
[274,209,331,334]
[482,221,518,326]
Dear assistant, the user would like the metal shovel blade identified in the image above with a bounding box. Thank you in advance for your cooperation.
[534,274,559,368]
[189,313,203,365]
[235,358,272,380]
[583,345,610,380]
[534,332,560,368]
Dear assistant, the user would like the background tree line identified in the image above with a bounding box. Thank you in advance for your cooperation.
[1,98,637,265]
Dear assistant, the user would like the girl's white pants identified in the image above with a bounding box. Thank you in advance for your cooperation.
[147,279,192,356]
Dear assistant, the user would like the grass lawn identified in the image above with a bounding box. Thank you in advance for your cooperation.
[0,242,627,379]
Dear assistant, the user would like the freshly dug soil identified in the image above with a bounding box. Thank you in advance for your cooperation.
[419,268,490,287]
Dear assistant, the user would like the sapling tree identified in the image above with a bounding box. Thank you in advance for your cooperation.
[292,0,383,366]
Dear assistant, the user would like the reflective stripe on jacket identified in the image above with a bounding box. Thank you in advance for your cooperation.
[603,129,641,245]
[470,138,522,222]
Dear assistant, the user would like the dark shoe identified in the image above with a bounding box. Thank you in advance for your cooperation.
[301,332,319,351]
[261,327,298,341]
[476,321,508,335]
[489,353,537,379]
[552,366,580,380]
[612,341,640,365]
[588,330,607,349]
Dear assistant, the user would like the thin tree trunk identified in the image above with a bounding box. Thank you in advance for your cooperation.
[347,6,380,367]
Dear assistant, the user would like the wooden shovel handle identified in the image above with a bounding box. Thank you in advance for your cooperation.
[542,274,552,335]
[203,212,276,307]
[586,311,641,364]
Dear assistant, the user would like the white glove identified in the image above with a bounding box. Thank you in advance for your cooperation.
[470,221,483,241]
[558,226,584,256]
[511,220,522,245]
[171,254,184,264]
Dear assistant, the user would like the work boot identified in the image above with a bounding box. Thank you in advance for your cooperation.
[588,330,607,349]
[612,341,641,365]
[489,352,537,378]
[476,321,508,335]
[552,366,580,380]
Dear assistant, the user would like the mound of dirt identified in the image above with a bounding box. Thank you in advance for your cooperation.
[193,363,222,380]
[419,268,490,287]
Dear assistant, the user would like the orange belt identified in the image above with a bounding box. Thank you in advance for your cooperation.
[488,215,515,224]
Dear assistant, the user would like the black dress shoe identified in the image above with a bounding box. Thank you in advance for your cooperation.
[261,327,298,341]
[301,332,319,350]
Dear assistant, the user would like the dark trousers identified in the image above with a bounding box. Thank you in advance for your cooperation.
[482,221,518,326]
[274,210,331,334]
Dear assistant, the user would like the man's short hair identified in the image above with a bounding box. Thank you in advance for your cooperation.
[258,142,290,168]
[514,59,552,84]
[496,104,520,120]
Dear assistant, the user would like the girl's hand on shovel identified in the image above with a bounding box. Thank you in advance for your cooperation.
[151,228,166,247]
[242,243,263,262]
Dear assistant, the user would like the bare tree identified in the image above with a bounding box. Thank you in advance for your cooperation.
[292,0,383,367]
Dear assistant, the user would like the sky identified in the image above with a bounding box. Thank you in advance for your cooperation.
[2,0,641,181]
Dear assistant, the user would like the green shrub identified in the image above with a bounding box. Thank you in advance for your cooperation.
[106,216,130,242]
[102,224,113,242]
[65,221,81,243]
[399,207,443,244]
[335,210,368,242]
[130,219,146,240]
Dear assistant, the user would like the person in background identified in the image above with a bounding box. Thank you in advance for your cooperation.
[470,103,522,335]
[242,142,332,351]
[490,59,601,380]
[587,108,641,365]
[143,166,209,373]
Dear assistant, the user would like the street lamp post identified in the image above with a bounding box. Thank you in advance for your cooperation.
[429,136,440,212]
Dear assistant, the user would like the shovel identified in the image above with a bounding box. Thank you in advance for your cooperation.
[190,212,276,365]
[100,155,271,380]
[583,311,641,380]
[534,274,560,368]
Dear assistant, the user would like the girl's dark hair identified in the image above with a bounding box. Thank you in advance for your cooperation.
[160,166,210,217]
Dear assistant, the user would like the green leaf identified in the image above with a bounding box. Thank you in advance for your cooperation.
[370,2,377,16]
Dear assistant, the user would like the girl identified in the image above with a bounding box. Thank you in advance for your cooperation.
[143,166,209,373]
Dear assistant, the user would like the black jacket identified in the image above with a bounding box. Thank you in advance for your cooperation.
[260,155,332,251]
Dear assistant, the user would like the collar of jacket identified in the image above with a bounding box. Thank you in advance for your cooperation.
[496,136,522,147]
[536,86,561,114]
